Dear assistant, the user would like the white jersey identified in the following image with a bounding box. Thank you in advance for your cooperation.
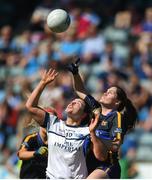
[45,114,90,179]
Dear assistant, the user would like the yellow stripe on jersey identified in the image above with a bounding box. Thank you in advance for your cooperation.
[20,133,37,149]
[24,133,37,143]
[116,112,121,140]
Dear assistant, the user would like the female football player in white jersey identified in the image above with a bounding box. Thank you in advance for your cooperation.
[25,68,108,179]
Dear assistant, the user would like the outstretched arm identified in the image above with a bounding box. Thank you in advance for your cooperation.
[67,58,87,100]
[67,58,101,114]
[25,69,58,126]
[72,73,87,99]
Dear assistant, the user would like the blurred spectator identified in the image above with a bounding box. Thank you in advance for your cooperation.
[15,30,36,56]
[103,11,132,67]
[77,8,101,40]
[142,7,152,32]
[133,32,152,79]
[0,25,18,52]
[81,24,105,64]
[29,0,55,33]
[142,105,152,132]
[0,99,19,161]
[52,27,82,65]
[100,41,120,69]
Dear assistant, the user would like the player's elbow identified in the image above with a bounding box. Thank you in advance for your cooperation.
[25,101,31,109]
[25,102,34,113]
[17,150,23,160]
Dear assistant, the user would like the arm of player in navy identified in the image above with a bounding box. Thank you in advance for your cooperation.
[69,58,88,100]
[68,59,101,114]
[84,95,101,114]
[17,134,37,160]
[72,72,88,100]
[89,114,108,161]
[26,69,58,126]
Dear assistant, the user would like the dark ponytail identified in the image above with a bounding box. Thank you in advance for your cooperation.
[121,98,138,132]
[115,86,138,133]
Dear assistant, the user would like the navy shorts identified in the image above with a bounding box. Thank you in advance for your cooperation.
[97,161,121,179]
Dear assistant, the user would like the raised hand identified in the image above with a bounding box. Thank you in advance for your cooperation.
[41,68,59,85]
[89,114,100,133]
[75,57,81,66]
[67,57,80,75]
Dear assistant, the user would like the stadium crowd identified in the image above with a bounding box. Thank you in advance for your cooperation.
[0,0,152,178]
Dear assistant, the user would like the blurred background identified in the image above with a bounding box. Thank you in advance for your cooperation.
[0,0,152,178]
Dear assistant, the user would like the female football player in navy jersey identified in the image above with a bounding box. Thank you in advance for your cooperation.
[18,126,48,179]
[25,68,107,179]
[18,107,57,179]
[67,58,138,179]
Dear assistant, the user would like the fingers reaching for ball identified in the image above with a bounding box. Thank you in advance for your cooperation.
[41,68,59,85]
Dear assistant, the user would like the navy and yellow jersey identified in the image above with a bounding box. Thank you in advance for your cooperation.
[96,111,123,141]
[96,111,122,164]
[84,94,124,141]
[86,111,122,172]
[84,95,124,177]
[18,133,47,179]
[86,149,121,178]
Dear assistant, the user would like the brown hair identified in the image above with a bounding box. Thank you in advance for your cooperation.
[80,101,92,126]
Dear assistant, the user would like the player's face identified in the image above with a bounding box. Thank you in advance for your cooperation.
[99,87,119,108]
[65,98,85,116]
